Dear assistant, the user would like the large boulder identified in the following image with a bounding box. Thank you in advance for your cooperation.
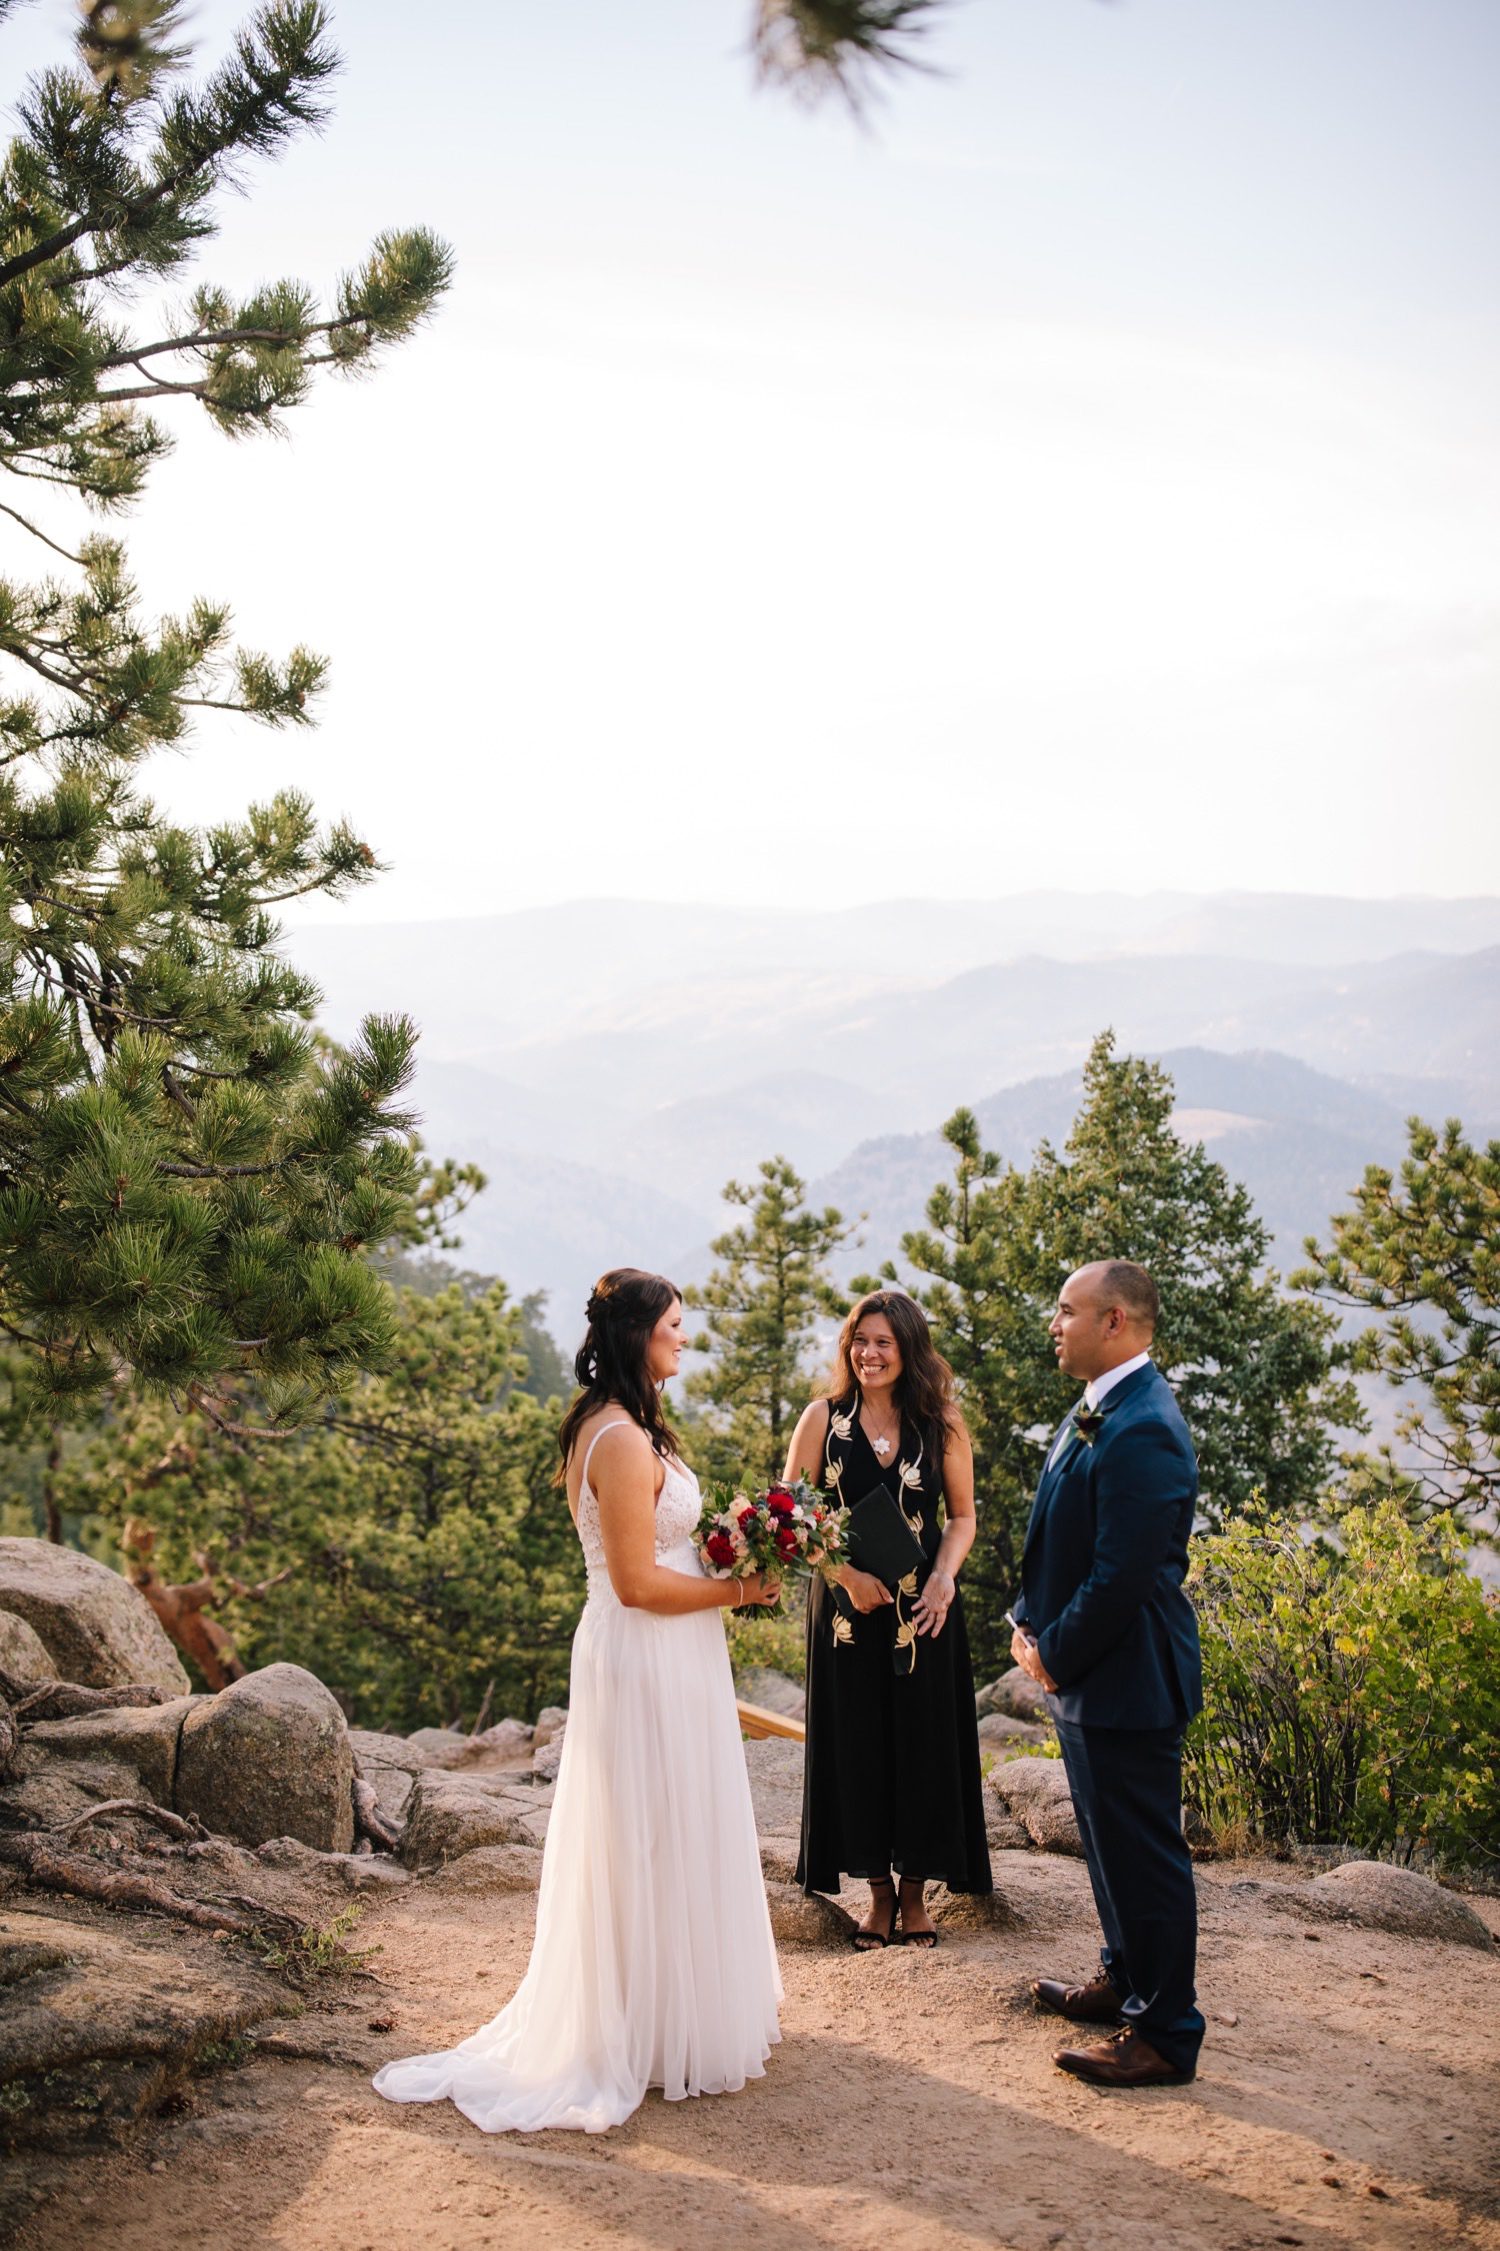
[175,1663,354,1852]
[400,1773,539,1869]
[975,1667,1050,1724]
[427,1843,546,1894]
[402,1727,473,1769]
[1310,1861,1498,1953]
[0,1610,52,1684]
[765,1882,855,1945]
[0,1538,188,1695]
[22,1697,196,1809]
[977,1711,1047,1757]
[531,1705,569,1750]
[989,1756,1083,1856]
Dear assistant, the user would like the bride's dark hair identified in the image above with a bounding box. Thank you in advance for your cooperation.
[556,1267,683,1479]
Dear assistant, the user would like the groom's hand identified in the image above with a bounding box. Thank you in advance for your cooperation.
[1011,1625,1058,1693]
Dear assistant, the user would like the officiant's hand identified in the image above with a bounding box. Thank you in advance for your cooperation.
[912,1569,956,1637]
[1011,1625,1058,1693]
[840,1566,895,1615]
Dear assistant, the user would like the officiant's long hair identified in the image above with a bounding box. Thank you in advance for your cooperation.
[557,1267,683,1477]
[825,1288,958,1470]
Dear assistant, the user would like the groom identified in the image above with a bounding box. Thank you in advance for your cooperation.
[1011,1260,1205,2088]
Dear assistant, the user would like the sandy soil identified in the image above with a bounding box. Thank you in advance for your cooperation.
[12,1850,1500,2251]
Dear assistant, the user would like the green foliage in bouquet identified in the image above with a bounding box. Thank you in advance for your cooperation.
[1185,1498,1500,1873]
[54,1275,582,1731]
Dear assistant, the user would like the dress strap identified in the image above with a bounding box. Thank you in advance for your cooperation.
[579,1417,636,1491]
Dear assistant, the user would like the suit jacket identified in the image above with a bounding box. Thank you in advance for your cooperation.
[1015,1361,1202,1731]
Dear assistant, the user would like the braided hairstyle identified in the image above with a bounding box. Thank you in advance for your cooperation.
[556,1267,683,1480]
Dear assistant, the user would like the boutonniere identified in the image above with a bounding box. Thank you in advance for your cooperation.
[1073,1406,1105,1446]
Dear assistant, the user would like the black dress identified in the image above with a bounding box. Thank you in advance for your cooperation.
[796,1398,993,1897]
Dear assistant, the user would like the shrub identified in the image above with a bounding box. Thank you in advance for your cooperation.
[1186,1499,1500,1872]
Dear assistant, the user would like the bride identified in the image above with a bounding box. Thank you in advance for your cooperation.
[372,1267,783,2133]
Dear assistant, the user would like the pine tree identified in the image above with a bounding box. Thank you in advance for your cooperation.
[53,1275,585,1729]
[687,1155,852,1486]
[0,3,453,1430]
[1296,1116,1499,1535]
[890,1033,1358,1671]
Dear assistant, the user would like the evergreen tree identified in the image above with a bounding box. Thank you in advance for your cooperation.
[53,1274,584,1729]
[752,1,940,109]
[889,1033,1358,1671]
[687,1155,852,1486]
[0,3,453,1429]
[1296,1116,1499,1536]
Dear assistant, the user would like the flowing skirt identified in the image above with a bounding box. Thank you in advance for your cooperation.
[372,1542,782,2133]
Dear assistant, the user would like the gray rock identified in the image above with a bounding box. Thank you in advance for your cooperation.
[983,1804,1034,1852]
[742,1735,804,1837]
[735,1667,806,1721]
[759,1834,801,1885]
[456,1718,535,1767]
[349,1727,426,1775]
[0,1538,188,1695]
[765,1881,855,1945]
[989,1756,1083,1856]
[0,1749,145,1832]
[402,1727,473,1768]
[0,1907,286,2150]
[531,1705,568,1750]
[0,1611,52,1684]
[23,1697,196,1809]
[399,1773,538,1869]
[175,1664,354,1853]
[530,1736,564,1783]
[1309,1861,1498,1953]
[932,1885,1023,1933]
[977,1711,1047,1754]
[975,1667,1050,1724]
[427,1843,546,1893]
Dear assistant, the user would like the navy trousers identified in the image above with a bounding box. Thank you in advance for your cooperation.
[1053,1717,1205,2075]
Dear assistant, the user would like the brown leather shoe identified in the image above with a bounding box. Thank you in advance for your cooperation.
[1032,1973,1124,2025]
[1053,2029,1194,2088]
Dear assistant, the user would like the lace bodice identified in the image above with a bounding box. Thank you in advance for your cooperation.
[575,1421,703,1600]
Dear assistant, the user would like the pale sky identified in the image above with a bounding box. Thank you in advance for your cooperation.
[4,0,1497,918]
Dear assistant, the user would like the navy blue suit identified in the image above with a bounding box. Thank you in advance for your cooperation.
[1015,1361,1205,2072]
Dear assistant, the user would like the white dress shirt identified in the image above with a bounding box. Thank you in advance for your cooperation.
[1084,1350,1153,1411]
[1047,1351,1154,1467]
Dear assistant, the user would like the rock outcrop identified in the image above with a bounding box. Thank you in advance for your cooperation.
[975,1667,1050,1724]
[0,1539,188,1695]
[1310,1861,1498,1953]
[175,1664,354,1853]
[988,1756,1083,1855]
[399,1772,542,1868]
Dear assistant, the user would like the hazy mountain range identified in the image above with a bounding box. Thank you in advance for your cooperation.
[288,891,1500,1339]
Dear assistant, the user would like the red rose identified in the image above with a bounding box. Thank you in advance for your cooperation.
[775,1524,800,1559]
[737,1506,758,1530]
[765,1487,795,1517]
[704,1532,736,1570]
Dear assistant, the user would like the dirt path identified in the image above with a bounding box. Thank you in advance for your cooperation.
[14,1852,1500,2251]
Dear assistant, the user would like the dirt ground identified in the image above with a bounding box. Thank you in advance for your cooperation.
[10,1850,1500,2251]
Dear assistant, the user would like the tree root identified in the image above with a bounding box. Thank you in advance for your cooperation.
[47,1799,211,1845]
[0,1830,280,1937]
[2,1674,170,1724]
[351,1774,402,1854]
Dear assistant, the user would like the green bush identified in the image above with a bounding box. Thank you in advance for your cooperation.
[1186,1499,1500,1873]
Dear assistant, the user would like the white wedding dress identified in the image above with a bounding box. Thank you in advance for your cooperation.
[372,1424,782,2133]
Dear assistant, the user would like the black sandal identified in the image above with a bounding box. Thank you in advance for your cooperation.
[851,1877,900,1951]
[898,1879,939,1949]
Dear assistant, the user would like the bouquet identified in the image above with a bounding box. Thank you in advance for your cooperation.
[694,1479,850,1610]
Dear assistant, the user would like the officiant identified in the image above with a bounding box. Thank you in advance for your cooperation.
[785,1289,992,1947]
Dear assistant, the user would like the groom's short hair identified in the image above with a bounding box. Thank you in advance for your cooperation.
[1098,1260,1159,1333]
